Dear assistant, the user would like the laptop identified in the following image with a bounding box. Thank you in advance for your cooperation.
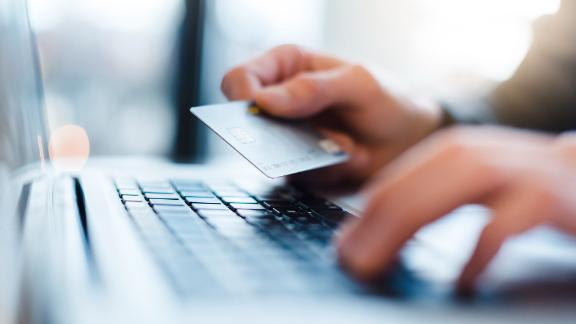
[1,0,576,323]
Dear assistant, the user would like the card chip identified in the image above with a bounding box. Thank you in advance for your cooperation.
[248,106,261,115]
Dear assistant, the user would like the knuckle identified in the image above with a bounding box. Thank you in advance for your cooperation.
[435,128,473,159]
[433,127,505,182]
[347,64,371,79]
[470,157,507,188]
[347,64,377,87]
[292,74,321,98]
[473,158,501,181]
[529,181,561,212]
[271,44,310,70]
[346,64,381,96]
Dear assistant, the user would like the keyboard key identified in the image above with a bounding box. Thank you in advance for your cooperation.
[141,188,176,194]
[180,191,214,198]
[157,211,195,219]
[214,226,261,240]
[184,197,221,204]
[248,218,288,234]
[161,217,204,233]
[125,201,150,209]
[118,189,141,196]
[129,208,156,217]
[175,185,208,192]
[207,216,247,226]
[213,190,248,197]
[122,195,145,202]
[264,201,296,208]
[197,210,237,218]
[207,184,238,191]
[149,199,185,206]
[221,197,257,204]
[138,179,171,185]
[171,179,204,187]
[244,216,276,227]
[292,215,322,225]
[315,210,351,225]
[275,209,308,218]
[255,195,290,202]
[208,220,260,238]
[191,203,228,210]
[153,205,191,214]
[139,181,173,187]
[236,210,271,218]
[305,202,342,211]
[230,203,266,210]
[115,179,138,190]
[289,220,325,232]
[145,193,179,200]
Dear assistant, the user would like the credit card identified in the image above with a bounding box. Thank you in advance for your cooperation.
[190,101,348,178]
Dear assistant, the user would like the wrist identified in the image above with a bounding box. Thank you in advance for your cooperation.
[400,98,444,148]
[438,103,456,128]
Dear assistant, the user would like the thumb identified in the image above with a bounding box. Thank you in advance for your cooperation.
[254,64,376,119]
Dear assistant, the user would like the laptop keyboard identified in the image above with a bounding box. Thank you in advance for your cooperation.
[113,178,356,296]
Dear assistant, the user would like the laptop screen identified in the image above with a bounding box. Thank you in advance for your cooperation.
[0,0,49,175]
[0,0,48,317]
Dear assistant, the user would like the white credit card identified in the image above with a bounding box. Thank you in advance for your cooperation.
[190,101,348,178]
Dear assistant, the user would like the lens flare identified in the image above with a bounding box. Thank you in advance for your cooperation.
[48,124,90,172]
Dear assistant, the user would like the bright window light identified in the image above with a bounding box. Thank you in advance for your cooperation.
[325,0,561,95]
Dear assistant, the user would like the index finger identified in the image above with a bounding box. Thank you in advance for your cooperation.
[336,137,514,280]
[221,44,344,100]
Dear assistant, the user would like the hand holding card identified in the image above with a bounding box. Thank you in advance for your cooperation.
[190,101,348,178]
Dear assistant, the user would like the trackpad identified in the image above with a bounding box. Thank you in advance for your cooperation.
[404,205,576,303]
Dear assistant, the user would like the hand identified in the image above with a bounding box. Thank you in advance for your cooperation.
[221,45,442,187]
[336,127,576,290]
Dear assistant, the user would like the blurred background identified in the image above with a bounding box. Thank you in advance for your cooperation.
[28,0,561,161]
